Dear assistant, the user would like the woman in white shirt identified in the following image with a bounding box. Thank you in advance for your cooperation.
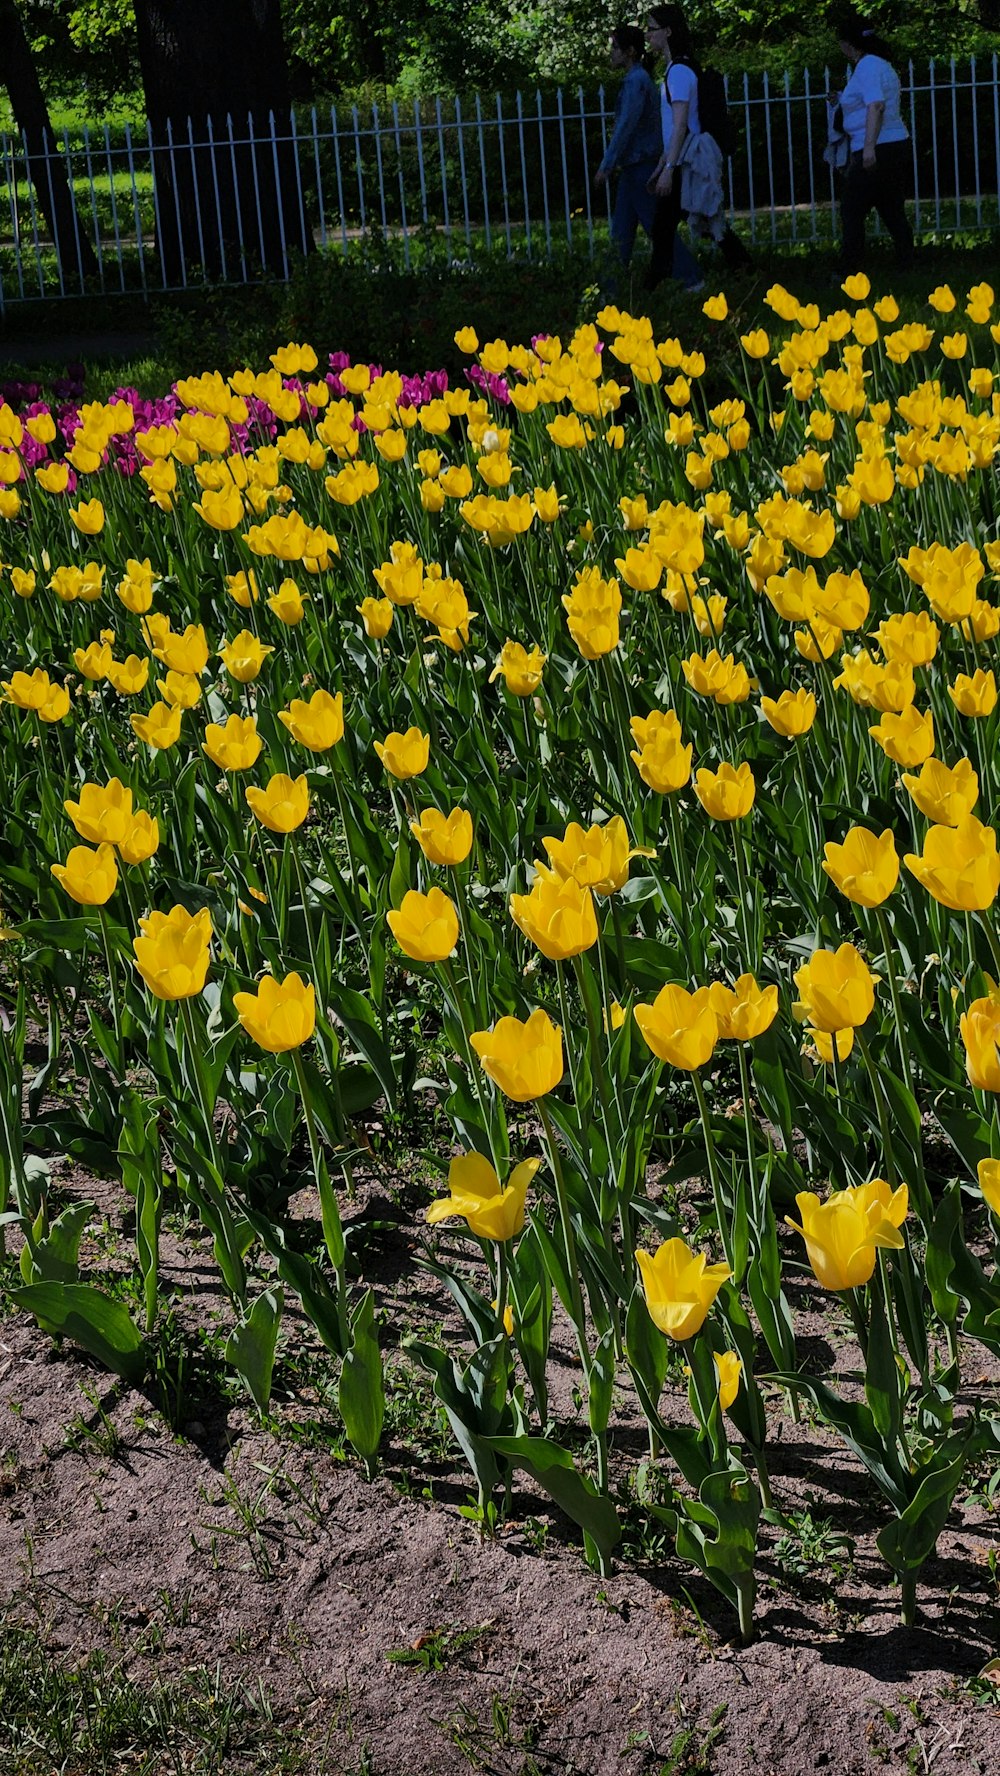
[644,4,751,289]
[831,11,914,272]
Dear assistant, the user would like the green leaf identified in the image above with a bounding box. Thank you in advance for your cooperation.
[225,1286,284,1411]
[339,1288,384,1468]
[484,1433,622,1569]
[875,1444,971,1580]
[28,1199,96,1284]
[10,1282,145,1383]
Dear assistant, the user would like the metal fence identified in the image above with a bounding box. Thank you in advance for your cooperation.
[0,56,998,309]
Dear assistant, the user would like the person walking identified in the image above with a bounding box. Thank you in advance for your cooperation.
[595,23,703,293]
[830,10,914,273]
[644,5,750,291]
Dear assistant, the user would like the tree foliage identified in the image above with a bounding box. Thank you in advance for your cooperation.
[12,0,1000,110]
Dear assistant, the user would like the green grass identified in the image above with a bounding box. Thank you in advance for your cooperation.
[0,1622,308,1773]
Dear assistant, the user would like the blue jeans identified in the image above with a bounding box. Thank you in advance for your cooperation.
[610,160,702,289]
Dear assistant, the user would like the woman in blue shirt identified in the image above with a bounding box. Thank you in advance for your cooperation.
[595,24,702,292]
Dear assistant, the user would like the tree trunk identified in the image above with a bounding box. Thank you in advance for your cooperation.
[133,0,311,287]
[0,0,99,287]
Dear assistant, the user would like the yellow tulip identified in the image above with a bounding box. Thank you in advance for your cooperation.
[694,761,755,821]
[702,292,728,321]
[410,807,474,867]
[119,810,159,865]
[961,991,1000,1091]
[510,874,598,961]
[635,1237,731,1340]
[948,669,998,719]
[226,569,260,609]
[470,1008,563,1101]
[562,569,621,660]
[69,498,105,535]
[904,816,1000,912]
[708,974,779,1042]
[50,841,118,906]
[786,1180,908,1291]
[358,596,394,639]
[374,727,430,779]
[630,730,693,795]
[38,683,71,723]
[633,983,718,1070]
[426,1153,539,1242]
[848,456,895,505]
[715,1350,743,1411]
[387,887,460,962]
[64,778,133,846]
[3,667,52,710]
[793,943,876,1032]
[901,757,979,826]
[876,610,939,667]
[219,629,274,684]
[245,773,310,834]
[868,705,935,767]
[157,670,202,709]
[203,714,262,772]
[279,690,344,752]
[760,687,817,737]
[133,905,212,1001]
[130,702,183,750]
[107,655,150,696]
[976,1157,1000,1216]
[232,972,316,1052]
[541,816,651,897]
[822,827,899,907]
[268,579,308,625]
[629,708,682,750]
[682,649,753,705]
[73,642,112,682]
[152,623,209,677]
[807,1027,855,1065]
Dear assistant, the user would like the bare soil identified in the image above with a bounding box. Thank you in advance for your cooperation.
[2,1140,999,1776]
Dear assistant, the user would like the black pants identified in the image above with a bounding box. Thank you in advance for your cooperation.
[646,180,683,290]
[839,140,914,271]
[646,179,752,290]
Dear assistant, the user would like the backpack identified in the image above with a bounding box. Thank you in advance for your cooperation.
[672,58,739,159]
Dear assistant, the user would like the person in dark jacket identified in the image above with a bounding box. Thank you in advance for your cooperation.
[595,23,703,292]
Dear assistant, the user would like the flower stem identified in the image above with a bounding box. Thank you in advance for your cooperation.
[690,1068,734,1269]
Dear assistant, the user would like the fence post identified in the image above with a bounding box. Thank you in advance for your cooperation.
[495,93,512,258]
[555,86,572,246]
[742,74,757,246]
[186,115,207,279]
[969,56,981,229]
[102,122,125,292]
[929,59,941,230]
[515,90,532,259]
[455,95,472,251]
[205,115,228,283]
[391,99,410,269]
[577,86,595,258]
[474,92,491,254]
[435,96,452,257]
[536,89,552,256]
[414,98,430,231]
[225,114,249,283]
[123,122,148,296]
[81,123,106,289]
